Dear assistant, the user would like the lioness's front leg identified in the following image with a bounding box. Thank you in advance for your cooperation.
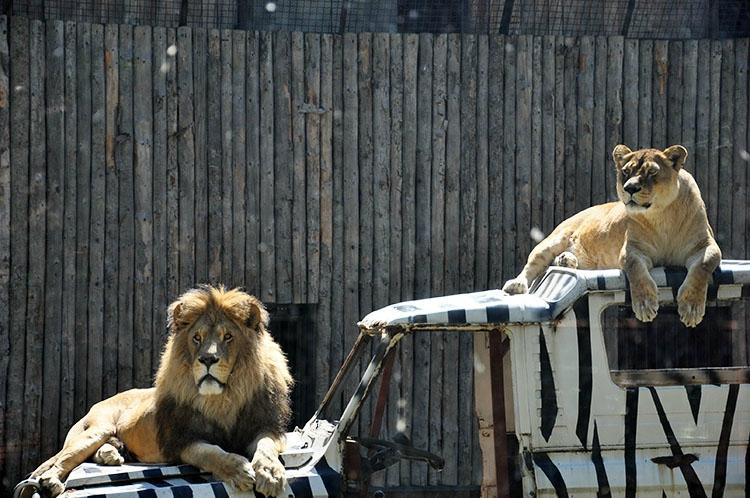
[248,434,287,498]
[503,234,571,294]
[621,246,659,323]
[181,442,256,491]
[677,243,722,327]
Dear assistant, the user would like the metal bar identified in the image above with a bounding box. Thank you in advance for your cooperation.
[489,330,510,498]
[315,330,371,416]
[369,345,397,438]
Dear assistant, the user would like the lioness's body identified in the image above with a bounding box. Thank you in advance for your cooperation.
[504,145,721,327]
[30,287,292,498]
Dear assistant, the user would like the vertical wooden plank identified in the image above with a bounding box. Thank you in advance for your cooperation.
[459,32,478,485]
[316,33,333,403]
[539,36,553,239]
[429,33,446,487]
[245,31,260,296]
[488,35,504,290]
[732,39,747,260]
[652,40,668,148]
[22,19,46,472]
[606,37,624,199]
[475,35,489,293]
[220,29,233,284]
[151,26,167,371]
[515,35,532,264]
[291,32,306,302]
[207,29,223,285]
[274,30,292,303]
[75,21,91,417]
[6,16,29,482]
[562,37,578,217]
[358,32,373,326]
[40,19,64,462]
[117,24,134,392]
[329,33,344,416]
[399,32,417,485]
[102,24,117,399]
[444,34,461,295]
[305,33,321,303]
[412,33,432,487]
[622,39,638,148]
[388,33,403,305]
[441,34,463,487]
[681,40,698,169]
[592,37,608,204]
[503,36,517,282]
[133,25,153,388]
[231,29,246,288]
[258,31,275,302]
[0,16,11,476]
[638,40,652,148]
[666,41,683,147]
[529,37,542,239]
[342,32,360,406]
[694,40,710,195]
[177,27,195,292]
[192,28,208,285]
[552,36,565,226]
[707,41,721,231]
[577,37,594,211]
[87,23,105,403]
[372,33,389,310]
[459,34,476,294]
[166,27,177,327]
[717,40,734,254]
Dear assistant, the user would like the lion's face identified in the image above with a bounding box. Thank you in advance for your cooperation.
[166,286,270,397]
[613,144,687,213]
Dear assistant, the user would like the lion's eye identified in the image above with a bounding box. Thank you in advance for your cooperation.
[224,333,233,342]
[192,334,201,344]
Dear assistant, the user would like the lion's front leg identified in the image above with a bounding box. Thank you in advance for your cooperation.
[248,434,286,498]
[621,247,659,323]
[677,243,722,327]
[180,442,255,492]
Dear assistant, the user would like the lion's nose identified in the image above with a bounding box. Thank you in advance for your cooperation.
[624,183,641,195]
[199,354,219,367]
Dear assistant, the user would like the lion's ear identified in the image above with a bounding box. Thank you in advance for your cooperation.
[167,301,183,334]
[242,297,269,332]
[612,144,632,168]
[663,145,688,170]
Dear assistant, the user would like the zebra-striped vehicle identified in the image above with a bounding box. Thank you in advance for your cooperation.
[15,261,750,497]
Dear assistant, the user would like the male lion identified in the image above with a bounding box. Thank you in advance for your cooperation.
[503,144,721,327]
[29,286,293,497]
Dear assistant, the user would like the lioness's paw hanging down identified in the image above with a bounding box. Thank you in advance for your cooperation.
[631,284,659,323]
[553,251,579,268]
[252,454,286,497]
[502,277,529,295]
[38,472,65,497]
[93,443,124,466]
[677,283,707,328]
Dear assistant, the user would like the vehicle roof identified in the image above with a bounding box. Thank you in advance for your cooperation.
[358,260,750,331]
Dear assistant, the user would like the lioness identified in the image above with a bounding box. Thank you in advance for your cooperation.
[503,145,721,327]
[29,286,293,497]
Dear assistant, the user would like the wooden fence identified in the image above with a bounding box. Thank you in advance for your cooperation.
[1,14,750,492]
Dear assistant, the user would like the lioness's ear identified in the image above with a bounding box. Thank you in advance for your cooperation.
[242,297,269,332]
[663,145,688,170]
[612,144,632,168]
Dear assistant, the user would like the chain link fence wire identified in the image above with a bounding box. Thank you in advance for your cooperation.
[6,0,750,37]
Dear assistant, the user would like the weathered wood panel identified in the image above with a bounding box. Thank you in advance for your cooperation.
[2,20,750,493]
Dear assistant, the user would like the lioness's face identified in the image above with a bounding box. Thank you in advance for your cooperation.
[187,312,246,395]
[613,144,687,212]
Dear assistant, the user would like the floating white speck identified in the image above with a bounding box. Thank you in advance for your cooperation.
[167,44,177,57]
[265,2,277,13]
[740,149,750,161]
[396,418,407,432]
[408,9,419,19]
[530,226,545,242]
[474,356,486,374]
[160,61,170,74]
[397,398,407,409]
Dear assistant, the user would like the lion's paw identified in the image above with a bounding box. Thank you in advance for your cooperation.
[251,455,286,498]
[631,287,659,323]
[553,251,579,269]
[502,277,529,295]
[93,444,124,466]
[38,472,65,497]
[217,454,255,492]
[677,284,707,328]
